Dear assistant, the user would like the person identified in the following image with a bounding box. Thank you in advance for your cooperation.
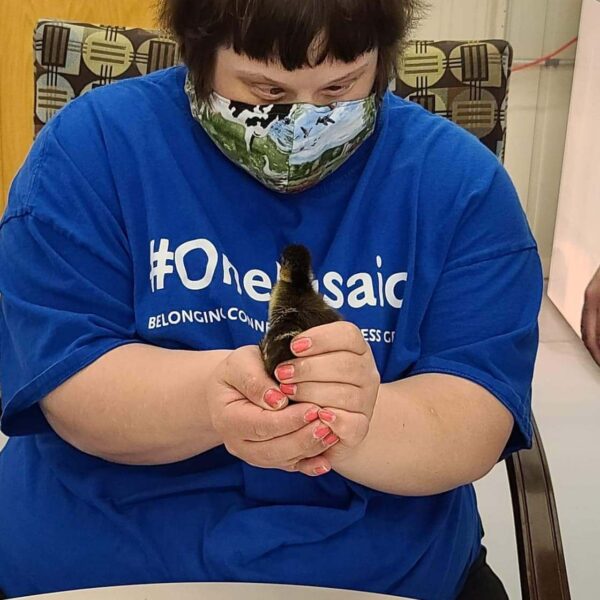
[582,266,600,366]
[0,1,543,598]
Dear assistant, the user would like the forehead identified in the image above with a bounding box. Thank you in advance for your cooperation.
[216,47,378,85]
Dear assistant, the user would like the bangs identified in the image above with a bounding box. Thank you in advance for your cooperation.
[159,0,426,98]
[228,0,397,69]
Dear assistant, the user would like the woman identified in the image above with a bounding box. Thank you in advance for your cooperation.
[0,1,543,598]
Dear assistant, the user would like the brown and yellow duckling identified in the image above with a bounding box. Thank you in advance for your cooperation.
[260,244,342,379]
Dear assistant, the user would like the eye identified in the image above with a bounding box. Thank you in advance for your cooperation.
[254,85,286,101]
[324,82,354,96]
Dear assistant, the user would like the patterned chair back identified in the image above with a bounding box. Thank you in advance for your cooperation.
[394,40,512,162]
[34,20,512,162]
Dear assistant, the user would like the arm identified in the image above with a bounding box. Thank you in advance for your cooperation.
[582,266,600,366]
[41,344,230,466]
[330,373,514,496]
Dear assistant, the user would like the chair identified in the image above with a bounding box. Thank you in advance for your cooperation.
[394,40,511,161]
[33,20,570,600]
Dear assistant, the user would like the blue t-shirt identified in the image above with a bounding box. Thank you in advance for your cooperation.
[0,66,542,599]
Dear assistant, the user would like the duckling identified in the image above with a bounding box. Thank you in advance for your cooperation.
[260,244,342,379]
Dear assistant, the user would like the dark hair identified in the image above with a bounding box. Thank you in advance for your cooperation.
[157,0,427,99]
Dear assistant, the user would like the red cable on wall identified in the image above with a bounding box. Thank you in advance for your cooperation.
[512,37,579,72]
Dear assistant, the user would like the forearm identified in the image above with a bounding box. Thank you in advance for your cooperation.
[331,373,514,496]
[41,343,232,466]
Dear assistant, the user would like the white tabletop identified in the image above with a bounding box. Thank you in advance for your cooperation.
[12,583,412,599]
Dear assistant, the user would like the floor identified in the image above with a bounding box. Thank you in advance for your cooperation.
[475,292,600,599]
[0,292,598,598]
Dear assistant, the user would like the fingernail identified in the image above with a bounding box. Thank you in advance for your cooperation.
[280,383,297,396]
[276,365,294,381]
[319,409,336,423]
[323,434,339,446]
[314,425,331,439]
[291,338,312,353]
[265,389,286,408]
[304,408,320,423]
[314,465,330,476]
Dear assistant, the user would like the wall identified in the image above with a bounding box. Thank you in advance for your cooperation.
[0,0,160,207]
[548,0,600,334]
[507,0,583,275]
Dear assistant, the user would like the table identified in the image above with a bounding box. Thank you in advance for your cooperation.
[12,583,413,599]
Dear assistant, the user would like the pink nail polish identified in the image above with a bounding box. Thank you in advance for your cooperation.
[280,383,297,396]
[319,410,336,423]
[304,409,320,423]
[276,365,294,381]
[314,465,330,476]
[314,425,331,439]
[291,338,312,353]
[323,433,339,446]
[265,389,285,408]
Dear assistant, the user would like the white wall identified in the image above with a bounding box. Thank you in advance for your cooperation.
[414,0,507,39]
[507,0,583,276]
[412,0,583,276]
[548,0,600,335]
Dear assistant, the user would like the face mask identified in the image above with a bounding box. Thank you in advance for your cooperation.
[185,73,378,193]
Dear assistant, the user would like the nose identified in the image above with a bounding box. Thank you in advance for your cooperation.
[290,91,322,105]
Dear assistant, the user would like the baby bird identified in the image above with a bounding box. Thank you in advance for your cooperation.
[260,244,342,379]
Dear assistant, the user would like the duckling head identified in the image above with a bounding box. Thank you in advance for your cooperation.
[279,244,314,292]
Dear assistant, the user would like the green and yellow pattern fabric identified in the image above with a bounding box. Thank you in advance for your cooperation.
[34,20,180,137]
[34,21,512,161]
[394,40,513,161]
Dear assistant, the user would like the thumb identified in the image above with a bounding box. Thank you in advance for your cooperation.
[221,345,290,411]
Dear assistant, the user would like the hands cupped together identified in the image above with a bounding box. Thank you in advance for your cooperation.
[207,322,381,477]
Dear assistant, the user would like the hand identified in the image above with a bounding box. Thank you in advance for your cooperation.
[206,345,340,476]
[274,322,381,467]
[582,266,600,366]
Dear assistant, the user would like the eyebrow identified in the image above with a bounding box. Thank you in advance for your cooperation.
[326,62,371,85]
[237,61,372,87]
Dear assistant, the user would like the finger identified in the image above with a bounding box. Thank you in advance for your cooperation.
[586,307,600,367]
[275,351,370,386]
[221,346,290,410]
[240,421,340,468]
[582,270,600,367]
[288,457,333,477]
[582,300,597,350]
[317,408,370,449]
[290,322,369,358]
[279,381,366,413]
[581,297,592,340]
[220,400,321,442]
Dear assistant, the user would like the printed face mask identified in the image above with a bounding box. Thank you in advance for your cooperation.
[185,73,378,193]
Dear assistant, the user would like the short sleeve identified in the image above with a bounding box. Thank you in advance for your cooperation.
[407,164,543,458]
[0,104,138,437]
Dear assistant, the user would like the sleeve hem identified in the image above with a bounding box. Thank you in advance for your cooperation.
[406,356,532,456]
[1,338,140,437]
[444,243,538,273]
